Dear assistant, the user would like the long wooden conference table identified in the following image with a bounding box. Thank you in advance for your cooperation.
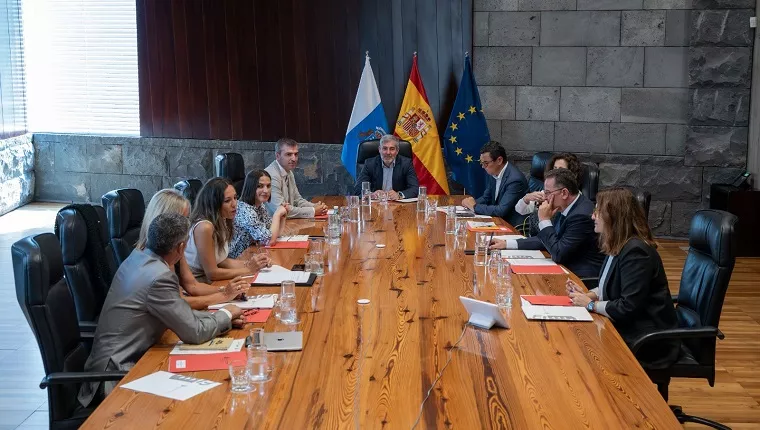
[81,196,680,429]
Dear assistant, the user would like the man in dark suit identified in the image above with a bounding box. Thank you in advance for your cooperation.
[490,168,604,278]
[353,134,419,200]
[461,141,528,226]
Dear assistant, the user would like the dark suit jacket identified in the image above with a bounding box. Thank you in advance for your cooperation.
[474,162,528,226]
[353,155,419,198]
[599,238,680,369]
[516,194,604,278]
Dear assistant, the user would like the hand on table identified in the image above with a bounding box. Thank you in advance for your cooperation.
[489,239,506,250]
[222,304,244,320]
[314,202,328,216]
[231,318,245,329]
[461,197,476,210]
[221,276,249,300]
[247,253,271,272]
[387,190,400,201]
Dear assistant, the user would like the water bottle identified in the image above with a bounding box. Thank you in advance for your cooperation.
[328,206,341,245]
[417,186,427,212]
[361,181,371,207]
[247,328,270,382]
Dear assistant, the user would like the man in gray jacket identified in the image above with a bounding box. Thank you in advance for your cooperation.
[265,138,329,219]
[78,213,243,407]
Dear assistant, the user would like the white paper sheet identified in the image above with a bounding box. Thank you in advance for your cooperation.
[120,371,222,400]
[491,234,526,241]
[467,221,497,228]
[500,250,546,259]
[506,258,557,266]
[520,298,593,322]
[169,339,245,355]
[207,294,278,310]
[397,197,418,203]
[277,235,309,242]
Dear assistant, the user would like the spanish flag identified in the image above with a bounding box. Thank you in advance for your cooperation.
[394,55,450,195]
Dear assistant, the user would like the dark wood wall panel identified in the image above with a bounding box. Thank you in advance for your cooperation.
[138,0,472,143]
[0,0,26,139]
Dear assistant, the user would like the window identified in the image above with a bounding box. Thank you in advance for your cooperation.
[23,0,139,135]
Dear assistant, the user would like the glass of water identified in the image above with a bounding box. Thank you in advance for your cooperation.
[488,251,501,280]
[426,197,438,216]
[228,358,252,393]
[347,196,360,223]
[417,186,427,212]
[377,190,388,206]
[247,328,270,382]
[445,205,456,234]
[279,280,299,324]
[474,233,489,266]
[305,253,324,276]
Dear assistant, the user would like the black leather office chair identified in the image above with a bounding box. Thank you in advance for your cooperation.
[528,151,552,192]
[631,210,737,430]
[355,139,413,176]
[12,233,127,430]
[580,162,599,202]
[55,205,115,332]
[635,189,652,222]
[215,153,245,194]
[174,179,203,207]
[102,188,145,266]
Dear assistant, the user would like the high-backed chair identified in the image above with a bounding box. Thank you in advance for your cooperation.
[355,139,413,176]
[580,162,599,202]
[102,188,145,266]
[214,153,245,194]
[12,233,126,430]
[631,210,737,430]
[174,179,203,207]
[55,205,115,330]
[635,189,652,222]
[528,151,552,192]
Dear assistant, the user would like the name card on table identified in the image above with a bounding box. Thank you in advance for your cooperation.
[120,371,221,401]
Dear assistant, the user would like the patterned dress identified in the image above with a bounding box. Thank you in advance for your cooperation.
[229,200,273,258]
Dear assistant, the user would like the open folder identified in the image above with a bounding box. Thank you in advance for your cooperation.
[244,265,316,286]
[520,297,593,321]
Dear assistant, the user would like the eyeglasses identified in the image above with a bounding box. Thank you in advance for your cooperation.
[479,160,493,167]
[543,187,566,196]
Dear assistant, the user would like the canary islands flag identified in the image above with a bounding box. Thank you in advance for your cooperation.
[443,54,490,198]
[394,54,449,195]
[341,54,388,179]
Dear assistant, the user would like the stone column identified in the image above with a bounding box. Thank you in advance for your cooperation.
[749,0,760,189]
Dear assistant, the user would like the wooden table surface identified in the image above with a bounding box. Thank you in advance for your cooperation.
[81,196,680,429]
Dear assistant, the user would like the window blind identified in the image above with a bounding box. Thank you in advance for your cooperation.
[23,0,138,135]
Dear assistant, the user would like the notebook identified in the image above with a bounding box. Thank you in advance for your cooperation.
[521,298,592,322]
[510,265,568,275]
[168,350,247,373]
[521,295,573,306]
[178,337,234,351]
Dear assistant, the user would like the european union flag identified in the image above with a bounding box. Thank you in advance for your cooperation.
[443,54,490,199]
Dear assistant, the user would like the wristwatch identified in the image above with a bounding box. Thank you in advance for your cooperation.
[586,301,596,313]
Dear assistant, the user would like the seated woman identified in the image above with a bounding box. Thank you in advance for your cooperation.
[566,187,680,369]
[229,170,290,258]
[517,152,584,216]
[136,189,250,310]
[186,177,269,282]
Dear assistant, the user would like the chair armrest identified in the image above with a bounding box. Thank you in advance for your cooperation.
[579,277,599,290]
[79,321,98,333]
[629,326,718,354]
[670,293,678,304]
[40,371,128,389]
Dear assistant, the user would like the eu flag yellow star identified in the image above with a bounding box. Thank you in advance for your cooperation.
[449,136,457,144]
[455,147,463,155]
[465,154,473,163]
[450,123,458,131]
[457,112,465,120]
[468,106,476,114]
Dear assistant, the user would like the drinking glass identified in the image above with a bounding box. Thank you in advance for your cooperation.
[456,218,468,241]
[309,237,324,256]
[247,328,270,382]
[378,190,388,207]
[474,233,489,266]
[347,196,360,223]
[305,253,324,276]
[339,206,350,223]
[488,251,501,280]
[417,186,427,212]
[445,206,456,234]
[228,358,252,393]
[426,197,438,216]
[279,280,299,324]
[361,182,371,207]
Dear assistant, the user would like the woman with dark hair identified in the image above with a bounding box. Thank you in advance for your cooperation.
[185,177,269,282]
[566,187,679,369]
[229,170,290,258]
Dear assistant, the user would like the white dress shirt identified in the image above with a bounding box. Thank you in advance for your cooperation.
[492,162,507,202]
[589,256,614,318]
[505,194,580,250]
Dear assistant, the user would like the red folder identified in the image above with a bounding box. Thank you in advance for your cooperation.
[511,265,567,275]
[466,225,513,233]
[313,214,328,220]
[243,309,272,323]
[265,241,309,249]
[521,295,573,306]
[168,350,246,373]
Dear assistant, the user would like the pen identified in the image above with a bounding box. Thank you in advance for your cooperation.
[488,232,494,246]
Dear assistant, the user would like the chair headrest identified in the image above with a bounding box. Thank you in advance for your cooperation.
[215,153,245,182]
[530,152,553,179]
[688,210,738,267]
[174,179,202,205]
[12,233,64,307]
[102,189,145,238]
[55,206,109,264]
[357,139,413,164]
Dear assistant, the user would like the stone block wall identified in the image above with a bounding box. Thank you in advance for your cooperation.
[474,0,752,237]
[0,134,34,216]
[32,134,354,206]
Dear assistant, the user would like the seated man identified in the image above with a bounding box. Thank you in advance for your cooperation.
[491,169,604,278]
[352,134,419,200]
[265,137,329,218]
[461,141,527,226]
[78,213,243,407]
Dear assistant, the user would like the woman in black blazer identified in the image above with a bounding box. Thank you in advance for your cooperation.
[567,187,680,369]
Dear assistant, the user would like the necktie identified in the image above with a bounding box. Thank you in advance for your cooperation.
[555,213,566,233]
[284,174,291,203]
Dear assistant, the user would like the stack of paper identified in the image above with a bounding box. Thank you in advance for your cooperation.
[500,250,546,259]
[520,297,592,321]
[397,197,418,203]
[267,235,310,249]
[168,339,247,373]
[492,234,526,241]
[170,339,245,355]
[508,258,568,275]
[243,264,311,285]
[120,371,222,400]
[436,206,491,219]
[208,294,278,310]
[467,221,512,232]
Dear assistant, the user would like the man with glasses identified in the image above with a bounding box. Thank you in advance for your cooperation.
[490,168,604,278]
[461,141,528,226]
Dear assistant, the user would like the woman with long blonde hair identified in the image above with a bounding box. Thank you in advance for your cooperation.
[566,187,680,369]
[137,189,249,310]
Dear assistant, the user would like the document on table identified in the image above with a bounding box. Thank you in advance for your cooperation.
[436,206,491,219]
[170,339,245,355]
[276,235,309,242]
[520,298,593,322]
[506,258,556,266]
[492,234,526,241]
[397,197,418,203]
[500,250,546,259]
[246,264,311,284]
[207,294,278,310]
[120,371,222,401]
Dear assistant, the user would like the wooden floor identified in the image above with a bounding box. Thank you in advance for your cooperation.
[0,203,758,429]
